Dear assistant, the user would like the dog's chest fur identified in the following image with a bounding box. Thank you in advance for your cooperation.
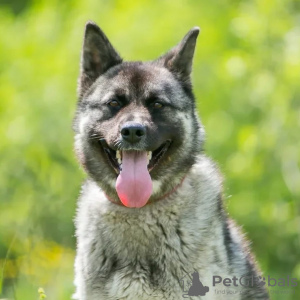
[74,156,254,299]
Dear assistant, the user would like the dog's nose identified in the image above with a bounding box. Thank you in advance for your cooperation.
[121,122,146,143]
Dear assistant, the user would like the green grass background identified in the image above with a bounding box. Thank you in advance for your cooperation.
[0,0,299,299]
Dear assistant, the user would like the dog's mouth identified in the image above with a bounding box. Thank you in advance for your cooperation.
[98,139,171,208]
[98,139,171,175]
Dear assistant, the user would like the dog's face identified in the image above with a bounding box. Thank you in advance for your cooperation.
[74,22,204,207]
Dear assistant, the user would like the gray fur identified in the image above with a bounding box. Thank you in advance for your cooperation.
[73,22,269,299]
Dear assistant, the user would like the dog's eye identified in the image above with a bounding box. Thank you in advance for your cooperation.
[108,100,120,108]
[153,102,163,109]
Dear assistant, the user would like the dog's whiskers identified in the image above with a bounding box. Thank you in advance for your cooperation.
[88,133,104,141]
[113,140,122,150]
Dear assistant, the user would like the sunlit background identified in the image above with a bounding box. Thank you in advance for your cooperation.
[0,0,299,299]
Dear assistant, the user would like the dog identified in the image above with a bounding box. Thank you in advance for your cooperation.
[73,21,269,299]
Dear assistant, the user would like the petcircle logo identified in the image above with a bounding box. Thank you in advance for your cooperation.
[213,275,298,288]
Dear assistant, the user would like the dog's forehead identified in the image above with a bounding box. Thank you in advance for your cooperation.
[103,62,178,97]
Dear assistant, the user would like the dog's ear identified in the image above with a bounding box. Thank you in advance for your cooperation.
[78,21,122,98]
[157,27,200,84]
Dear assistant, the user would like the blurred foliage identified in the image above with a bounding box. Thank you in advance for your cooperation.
[0,0,299,299]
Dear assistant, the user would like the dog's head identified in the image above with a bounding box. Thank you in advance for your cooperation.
[74,22,205,207]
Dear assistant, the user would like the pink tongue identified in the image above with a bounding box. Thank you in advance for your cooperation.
[116,151,152,208]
